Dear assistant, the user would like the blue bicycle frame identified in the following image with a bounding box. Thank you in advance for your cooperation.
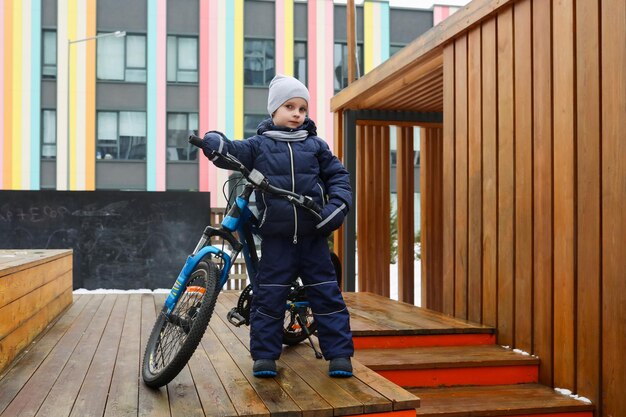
[164,187,258,315]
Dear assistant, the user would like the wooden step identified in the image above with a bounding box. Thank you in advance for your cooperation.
[345,292,496,349]
[354,345,539,388]
[408,384,594,417]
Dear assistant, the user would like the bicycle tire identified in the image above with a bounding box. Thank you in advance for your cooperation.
[142,261,220,388]
[236,283,318,345]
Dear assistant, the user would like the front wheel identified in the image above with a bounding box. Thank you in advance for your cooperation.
[142,261,220,388]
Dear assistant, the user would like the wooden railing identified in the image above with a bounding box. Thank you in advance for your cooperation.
[211,208,249,291]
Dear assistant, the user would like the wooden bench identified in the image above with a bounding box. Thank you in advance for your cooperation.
[0,249,73,374]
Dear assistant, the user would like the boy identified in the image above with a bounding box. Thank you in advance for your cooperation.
[201,74,354,378]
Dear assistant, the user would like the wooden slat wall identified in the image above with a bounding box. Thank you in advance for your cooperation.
[442,46,455,317]
[600,1,626,416]
[441,0,626,415]
[553,0,575,390]
[453,35,468,321]
[481,18,497,329]
[495,6,515,349]
[532,0,553,386]
[575,0,600,406]
[355,122,391,297]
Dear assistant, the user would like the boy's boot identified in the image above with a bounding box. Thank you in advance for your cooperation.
[253,359,277,377]
[328,357,352,378]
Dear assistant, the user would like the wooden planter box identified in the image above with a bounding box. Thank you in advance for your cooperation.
[0,250,73,374]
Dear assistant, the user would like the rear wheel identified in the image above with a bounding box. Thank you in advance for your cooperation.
[282,303,317,345]
[235,282,318,345]
[142,261,220,388]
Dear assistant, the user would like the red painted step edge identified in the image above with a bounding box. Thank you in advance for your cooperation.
[377,365,539,387]
[347,409,416,417]
[497,414,592,417]
[353,333,496,349]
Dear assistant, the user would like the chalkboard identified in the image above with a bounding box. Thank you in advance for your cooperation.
[0,190,211,290]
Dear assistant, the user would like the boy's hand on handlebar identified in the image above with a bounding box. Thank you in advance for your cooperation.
[315,199,348,236]
[285,195,322,221]
[301,196,322,215]
[200,131,228,160]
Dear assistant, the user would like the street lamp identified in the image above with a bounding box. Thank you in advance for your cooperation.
[66,30,126,190]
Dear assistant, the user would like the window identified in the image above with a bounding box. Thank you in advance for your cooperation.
[167,112,198,161]
[42,110,56,159]
[42,30,56,79]
[244,39,275,86]
[167,36,198,83]
[97,111,147,160]
[333,42,364,92]
[294,41,307,85]
[244,114,267,138]
[97,34,146,82]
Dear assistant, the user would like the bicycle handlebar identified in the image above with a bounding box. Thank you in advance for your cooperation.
[188,134,322,218]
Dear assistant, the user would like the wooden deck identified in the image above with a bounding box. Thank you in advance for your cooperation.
[0,291,484,417]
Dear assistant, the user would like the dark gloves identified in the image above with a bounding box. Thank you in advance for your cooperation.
[201,131,228,159]
[315,199,348,236]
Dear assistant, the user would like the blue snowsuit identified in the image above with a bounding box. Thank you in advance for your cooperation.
[201,118,354,361]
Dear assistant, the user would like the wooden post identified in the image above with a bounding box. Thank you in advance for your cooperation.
[347,0,357,83]
[397,127,415,304]
[333,111,344,286]
[421,127,444,310]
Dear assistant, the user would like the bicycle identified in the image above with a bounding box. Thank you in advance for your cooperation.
[141,134,333,388]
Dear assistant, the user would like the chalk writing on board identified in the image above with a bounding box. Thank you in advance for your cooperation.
[0,190,211,290]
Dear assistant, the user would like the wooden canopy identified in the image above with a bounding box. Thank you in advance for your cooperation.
[331,0,504,113]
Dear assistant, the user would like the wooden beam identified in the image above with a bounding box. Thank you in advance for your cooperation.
[356,55,444,109]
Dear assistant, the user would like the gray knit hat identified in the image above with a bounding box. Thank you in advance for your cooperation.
[267,74,310,116]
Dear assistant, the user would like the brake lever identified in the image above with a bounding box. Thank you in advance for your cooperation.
[301,196,322,214]
[287,195,322,221]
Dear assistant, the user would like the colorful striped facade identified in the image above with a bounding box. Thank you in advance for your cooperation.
[0,0,442,204]
[433,4,460,26]
[1,0,42,190]
[364,0,389,73]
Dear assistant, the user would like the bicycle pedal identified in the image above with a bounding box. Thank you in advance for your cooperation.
[227,308,246,327]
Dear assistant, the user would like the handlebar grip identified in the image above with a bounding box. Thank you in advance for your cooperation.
[301,196,322,214]
[188,134,203,148]
[309,200,322,214]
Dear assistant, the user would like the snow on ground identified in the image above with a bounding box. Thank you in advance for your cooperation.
[554,388,593,404]
[389,260,421,306]
[73,259,424,308]
[73,288,170,294]
[74,253,424,307]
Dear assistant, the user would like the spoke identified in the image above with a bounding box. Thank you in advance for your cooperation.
[149,272,209,374]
